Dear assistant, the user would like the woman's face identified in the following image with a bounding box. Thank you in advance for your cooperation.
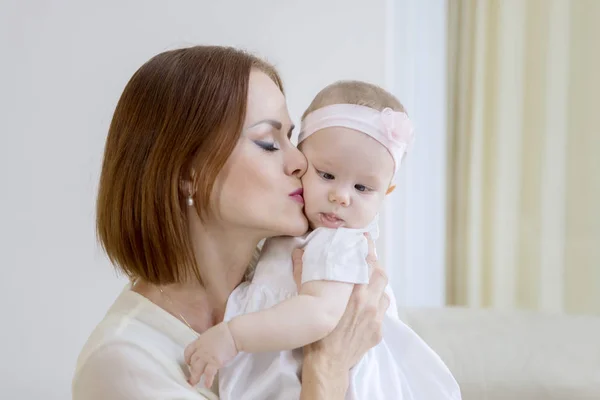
[212,70,308,239]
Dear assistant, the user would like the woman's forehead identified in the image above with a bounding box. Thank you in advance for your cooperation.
[244,70,290,127]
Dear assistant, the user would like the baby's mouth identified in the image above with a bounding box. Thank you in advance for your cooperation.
[319,212,345,228]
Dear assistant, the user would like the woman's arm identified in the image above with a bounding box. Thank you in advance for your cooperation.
[300,351,350,399]
[299,234,390,400]
[228,280,353,353]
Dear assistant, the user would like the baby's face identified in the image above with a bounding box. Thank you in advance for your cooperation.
[300,127,395,230]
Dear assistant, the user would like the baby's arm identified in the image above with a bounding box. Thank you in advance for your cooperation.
[184,280,354,387]
[229,280,353,353]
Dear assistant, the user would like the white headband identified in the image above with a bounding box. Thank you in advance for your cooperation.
[298,104,415,174]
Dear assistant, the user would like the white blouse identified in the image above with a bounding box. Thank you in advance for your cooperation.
[72,287,218,400]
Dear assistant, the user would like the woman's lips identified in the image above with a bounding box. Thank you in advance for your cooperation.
[319,212,344,228]
[289,188,304,204]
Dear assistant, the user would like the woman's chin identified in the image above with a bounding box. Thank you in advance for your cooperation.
[281,216,309,237]
[291,218,309,236]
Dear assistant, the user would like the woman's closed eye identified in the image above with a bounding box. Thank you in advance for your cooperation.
[317,170,335,180]
[254,140,280,152]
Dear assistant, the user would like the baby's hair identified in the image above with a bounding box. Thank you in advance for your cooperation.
[302,80,406,120]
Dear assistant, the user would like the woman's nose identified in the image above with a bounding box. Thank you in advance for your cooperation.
[284,146,308,178]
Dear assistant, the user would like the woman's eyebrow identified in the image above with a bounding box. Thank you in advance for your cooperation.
[248,119,295,139]
[248,119,282,130]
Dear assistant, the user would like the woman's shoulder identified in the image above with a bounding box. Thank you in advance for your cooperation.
[73,289,216,399]
[72,330,167,398]
[74,312,156,373]
[72,341,216,400]
[74,339,154,378]
[73,291,168,378]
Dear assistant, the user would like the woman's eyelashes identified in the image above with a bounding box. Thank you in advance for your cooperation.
[254,140,279,152]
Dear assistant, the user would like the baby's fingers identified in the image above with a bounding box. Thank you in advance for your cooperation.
[187,360,206,387]
[183,343,196,366]
[364,232,375,258]
[203,364,218,388]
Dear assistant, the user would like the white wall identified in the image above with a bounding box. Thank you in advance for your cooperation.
[0,1,386,398]
[382,0,448,307]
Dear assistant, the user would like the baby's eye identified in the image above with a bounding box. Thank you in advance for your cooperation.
[355,184,371,192]
[317,170,335,180]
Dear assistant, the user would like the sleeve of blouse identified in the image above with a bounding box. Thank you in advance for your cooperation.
[72,342,216,400]
[301,228,369,285]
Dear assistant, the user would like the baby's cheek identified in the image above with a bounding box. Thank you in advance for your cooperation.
[301,175,319,202]
[300,184,316,213]
[358,210,376,227]
[305,191,323,215]
[360,197,383,224]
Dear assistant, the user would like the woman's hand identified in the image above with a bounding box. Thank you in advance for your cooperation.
[292,233,390,398]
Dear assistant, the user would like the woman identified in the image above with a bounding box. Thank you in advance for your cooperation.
[72,46,390,399]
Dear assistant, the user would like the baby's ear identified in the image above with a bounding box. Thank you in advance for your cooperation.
[386,185,396,195]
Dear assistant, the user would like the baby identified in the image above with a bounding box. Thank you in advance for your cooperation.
[184,81,461,399]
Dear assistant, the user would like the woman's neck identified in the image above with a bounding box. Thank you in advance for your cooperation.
[189,218,261,321]
[134,215,261,333]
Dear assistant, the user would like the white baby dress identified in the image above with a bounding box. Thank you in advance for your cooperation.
[218,220,462,400]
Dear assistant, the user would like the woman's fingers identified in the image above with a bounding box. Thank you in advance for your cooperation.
[379,292,391,317]
[364,233,377,276]
[292,248,304,291]
[364,232,375,256]
[363,233,387,345]
[368,267,388,301]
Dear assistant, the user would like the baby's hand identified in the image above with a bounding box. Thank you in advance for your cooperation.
[184,322,238,388]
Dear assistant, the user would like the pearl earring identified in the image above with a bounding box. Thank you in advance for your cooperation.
[187,195,194,206]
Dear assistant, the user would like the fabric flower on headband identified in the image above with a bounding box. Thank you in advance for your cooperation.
[380,107,415,149]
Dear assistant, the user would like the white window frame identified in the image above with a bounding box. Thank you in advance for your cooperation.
[381,0,449,307]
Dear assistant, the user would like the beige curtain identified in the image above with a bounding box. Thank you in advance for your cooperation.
[446,0,600,314]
